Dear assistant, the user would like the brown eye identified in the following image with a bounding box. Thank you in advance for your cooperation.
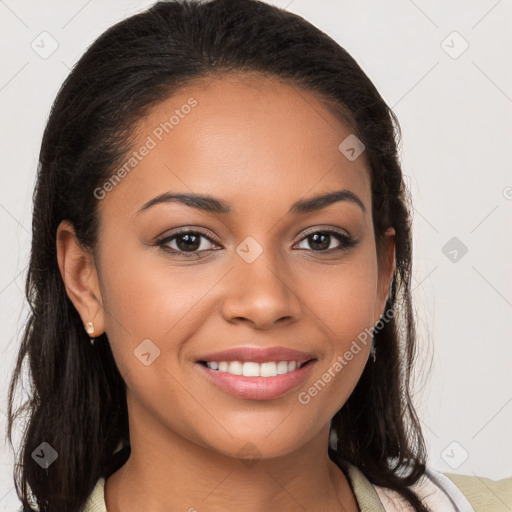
[296,229,356,253]
[173,233,202,252]
[157,229,218,258]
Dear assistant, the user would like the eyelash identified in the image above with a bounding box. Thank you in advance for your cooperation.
[155,227,357,259]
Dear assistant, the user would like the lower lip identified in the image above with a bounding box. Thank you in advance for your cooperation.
[196,361,316,400]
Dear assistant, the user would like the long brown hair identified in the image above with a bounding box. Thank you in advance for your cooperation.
[7,1,430,510]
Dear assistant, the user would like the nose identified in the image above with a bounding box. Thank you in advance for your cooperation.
[220,247,303,330]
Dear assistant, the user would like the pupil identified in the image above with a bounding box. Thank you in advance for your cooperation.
[310,233,329,250]
[177,233,200,251]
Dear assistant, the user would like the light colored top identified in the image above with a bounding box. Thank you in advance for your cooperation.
[27,462,512,511]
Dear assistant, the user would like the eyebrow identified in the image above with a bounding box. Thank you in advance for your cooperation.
[136,188,366,216]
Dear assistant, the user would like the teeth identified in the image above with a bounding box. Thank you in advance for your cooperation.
[228,361,243,375]
[277,361,288,374]
[260,362,277,377]
[242,362,260,377]
[205,360,305,376]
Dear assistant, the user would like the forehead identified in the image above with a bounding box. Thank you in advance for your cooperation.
[99,73,371,218]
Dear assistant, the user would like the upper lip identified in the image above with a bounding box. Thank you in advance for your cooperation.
[197,346,315,363]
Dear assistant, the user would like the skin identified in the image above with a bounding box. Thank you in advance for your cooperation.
[57,73,395,512]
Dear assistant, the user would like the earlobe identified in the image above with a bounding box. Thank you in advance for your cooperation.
[56,220,105,336]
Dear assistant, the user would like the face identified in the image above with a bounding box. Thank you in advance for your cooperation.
[59,73,395,461]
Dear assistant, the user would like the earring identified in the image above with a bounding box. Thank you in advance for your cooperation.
[85,322,96,346]
[370,337,377,362]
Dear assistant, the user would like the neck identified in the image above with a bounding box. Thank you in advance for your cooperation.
[104,404,357,512]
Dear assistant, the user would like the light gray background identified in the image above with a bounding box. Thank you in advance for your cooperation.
[1,0,511,509]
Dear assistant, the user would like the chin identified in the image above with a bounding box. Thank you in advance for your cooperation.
[191,420,320,463]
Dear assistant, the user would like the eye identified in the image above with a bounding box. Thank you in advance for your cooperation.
[156,227,357,259]
[295,229,356,253]
[156,228,219,258]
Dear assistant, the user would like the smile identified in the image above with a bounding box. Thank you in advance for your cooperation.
[203,360,306,377]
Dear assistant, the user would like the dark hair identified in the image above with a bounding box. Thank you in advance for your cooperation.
[7,0,431,510]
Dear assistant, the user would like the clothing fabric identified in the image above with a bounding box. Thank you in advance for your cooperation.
[344,463,474,511]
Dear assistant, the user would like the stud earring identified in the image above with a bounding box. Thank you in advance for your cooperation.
[85,322,96,346]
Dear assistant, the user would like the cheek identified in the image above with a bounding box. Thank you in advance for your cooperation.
[302,250,379,346]
[97,251,216,442]
[98,253,207,371]
[294,252,378,413]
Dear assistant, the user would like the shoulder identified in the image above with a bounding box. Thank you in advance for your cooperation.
[374,467,512,512]
[442,471,512,512]
[26,478,107,512]
[82,477,107,512]
[341,460,512,512]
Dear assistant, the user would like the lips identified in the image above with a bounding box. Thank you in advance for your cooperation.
[195,346,317,400]
[197,346,315,364]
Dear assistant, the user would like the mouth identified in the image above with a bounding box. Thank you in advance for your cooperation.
[194,347,317,400]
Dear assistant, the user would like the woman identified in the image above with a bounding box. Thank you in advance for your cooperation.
[6,0,498,510]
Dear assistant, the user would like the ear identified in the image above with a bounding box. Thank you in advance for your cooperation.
[374,227,396,324]
[56,220,105,337]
